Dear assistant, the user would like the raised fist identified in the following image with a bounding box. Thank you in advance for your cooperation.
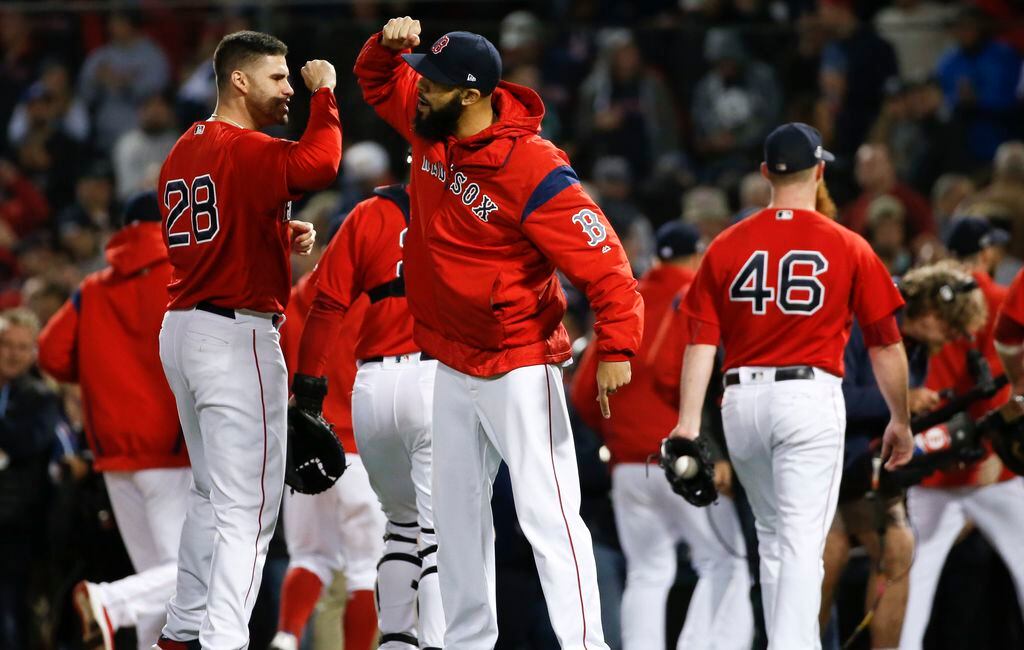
[301,60,336,92]
[381,16,421,51]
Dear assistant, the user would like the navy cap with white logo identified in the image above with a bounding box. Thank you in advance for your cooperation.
[402,31,502,96]
[945,216,1010,259]
[655,221,702,260]
[763,122,835,174]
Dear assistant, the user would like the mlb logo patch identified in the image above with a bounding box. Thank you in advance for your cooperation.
[775,210,794,220]
[432,35,450,54]
[194,124,205,135]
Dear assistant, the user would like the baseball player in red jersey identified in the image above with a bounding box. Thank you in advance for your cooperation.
[155,31,341,650]
[572,221,753,650]
[37,194,189,650]
[270,272,384,650]
[356,18,642,649]
[670,123,914,650]
[293,184,444,650]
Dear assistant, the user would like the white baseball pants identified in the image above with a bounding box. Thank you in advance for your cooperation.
[432,362,608,650]
[96,467,190,650]
[353,355,443,649]
[900,478,1024,649]
[721,367,845,650]
[611,463,752,650]
[159,308,288,650]
[282,454,385,592]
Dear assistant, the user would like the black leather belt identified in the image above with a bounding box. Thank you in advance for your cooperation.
[360,352,433,364]
[196,300,281,327]
[724,365,815,387]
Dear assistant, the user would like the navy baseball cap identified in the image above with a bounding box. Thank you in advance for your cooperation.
[656,221,702,260]
[402,32,502,95]
[764,123,834,174]
[945,216,1010,258]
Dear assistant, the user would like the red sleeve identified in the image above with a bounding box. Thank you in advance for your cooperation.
[520,181,643,360]
[233,89,341,205]
[36,295,79,382]
[281,275,315,381]
[997,268,1024,335]
[296,206,364,377]
[646,290,690,407]
[850,234,905,325]
[861,312,902,347]
[569,341,604,432]
[682,253,722,346]
[353,33,418,142]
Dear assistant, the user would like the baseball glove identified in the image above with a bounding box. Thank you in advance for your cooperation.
[659,435,718,507]
[285,374,346,495]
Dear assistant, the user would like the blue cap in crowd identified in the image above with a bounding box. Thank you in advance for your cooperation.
[402,32,502,96]
[656,221,702,260]
[763,122,834,174]
[945,216,1010,258]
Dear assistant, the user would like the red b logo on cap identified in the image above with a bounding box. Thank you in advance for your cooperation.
[431,35,450,54]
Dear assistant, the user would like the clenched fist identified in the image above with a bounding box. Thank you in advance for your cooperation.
[381,16,422,51]
[301,60,336,92]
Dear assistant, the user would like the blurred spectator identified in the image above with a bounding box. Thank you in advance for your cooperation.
[176,11,252,126]
[961,141,1024,261]
[499,10,544,73]
[0,308,62,650]
[8,62,89,146]
[0,10,40,151]
[337,141,393,217]
[935,7,1023,163]
[55,163,115,274]
[817,0,899,156]
[576,29,678,176]
[843,143,934,245]
[590,156,653,276]
[112,92,177,201]
[0,158,49,239]
[735,170,771,221]
[874,0,955,82]
[505,64,563,142]
[682,185,730,243]
[865,194,912,275]
[21,277,68,327]
[78,11,170,152]
[930,172,976,236]
[692,28,781,187]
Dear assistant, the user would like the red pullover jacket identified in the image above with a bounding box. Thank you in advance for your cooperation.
[37,221,188,472]
[572,265,693,464]
[355,34,643,377]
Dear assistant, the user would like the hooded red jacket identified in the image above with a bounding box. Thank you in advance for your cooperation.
[355,34,643,377]
[37,221,188,472]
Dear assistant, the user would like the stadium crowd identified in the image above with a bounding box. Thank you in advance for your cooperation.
[1,0,1023,648]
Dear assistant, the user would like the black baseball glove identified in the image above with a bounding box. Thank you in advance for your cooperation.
[659,435,718,507]
[285,374,346,495]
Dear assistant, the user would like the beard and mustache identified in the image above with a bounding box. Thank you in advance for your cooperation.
[246,92,290,127]
[413,93,465,141]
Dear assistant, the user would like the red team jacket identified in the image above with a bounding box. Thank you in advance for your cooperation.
[923,270,1014,488]
[37,222,188,472]
[160,89,342,314]
[297,186,418,375]
[282,271,367,453]
[355,34,643,376]
[572,265,695,464]
[684,208,904,373]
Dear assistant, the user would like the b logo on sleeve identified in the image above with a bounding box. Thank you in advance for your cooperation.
[572,209,607,247]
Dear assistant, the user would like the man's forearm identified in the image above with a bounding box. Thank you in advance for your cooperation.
[867,342,910,424]
[677,344,717,433]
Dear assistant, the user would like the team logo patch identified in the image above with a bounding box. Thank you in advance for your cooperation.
[775,209,793,220]
[194,124,205,135]
[572,209,607,247]
[432,35,450,54]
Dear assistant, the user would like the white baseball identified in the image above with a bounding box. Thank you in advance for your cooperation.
[674,456,698,479]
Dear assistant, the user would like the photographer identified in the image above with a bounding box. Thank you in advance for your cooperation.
[902,219,1024,649]
[820,263,987,650]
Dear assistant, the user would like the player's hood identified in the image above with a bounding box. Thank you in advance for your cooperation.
[448,80,545,172]
[105,221,169,277]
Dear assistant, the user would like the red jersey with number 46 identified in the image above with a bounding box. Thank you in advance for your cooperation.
[684,207,904,376]
[159,90,341,314]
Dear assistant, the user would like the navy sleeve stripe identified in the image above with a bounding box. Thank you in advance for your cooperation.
[520,165,580,223]
[71,289,82,312]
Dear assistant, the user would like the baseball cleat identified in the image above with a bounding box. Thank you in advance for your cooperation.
[72,580,115,650]
[268,631,298,650]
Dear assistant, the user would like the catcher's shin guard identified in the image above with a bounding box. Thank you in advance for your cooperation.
[415,525,444,649]
[376,521,421,649]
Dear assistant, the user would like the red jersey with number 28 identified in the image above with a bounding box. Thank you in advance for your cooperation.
[684,207,904,376]
[159,89,341,314]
